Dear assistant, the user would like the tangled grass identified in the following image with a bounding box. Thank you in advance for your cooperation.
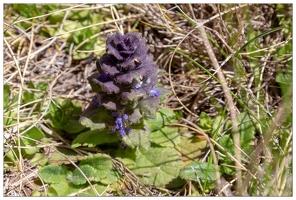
[3,4,292,196]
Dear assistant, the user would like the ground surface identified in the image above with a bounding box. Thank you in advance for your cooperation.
[3,4,292,196]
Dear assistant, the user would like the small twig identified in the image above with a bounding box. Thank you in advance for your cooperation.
[198,23,242,195]
[4,36,58,66]
[110,5,124,34]
[23,24,35,80]
[217,177,236,196]
[4,37,23,86]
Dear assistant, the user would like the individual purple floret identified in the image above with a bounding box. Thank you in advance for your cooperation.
[150,87,160,97]
[123,114,129,120]
[86,32,162,137]
[114,114,131,137]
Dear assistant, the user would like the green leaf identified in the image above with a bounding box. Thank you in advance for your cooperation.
[276,42,292,60]
[62,20,78,37]
[199,112,213,131]
[4,148,18,163]
[23,126,45,143]
[48,11,64,24]
[48,148,85,166]
[217,135,234,163]
[175,133,208,165]
[138,96,159,118]
[22,81,36,103]
[147,107,176,132]
[38,165,68,184]
[100,168,122,185]
[114,147,137,169]
[47,99,67,129]
[69,165,97,185]
[90,13,103,31]
[63,118,86,134]
[67,154,114,185]
[21,126,45,155]
[211,115,224,140]
[122,121,150,150]
[47,98,84,133]
[73,51,91,60]
[80,105,114,131]
[237,112,255,154]
[180,161,219,182]
[131,147,183,187]
[220,165,236,176]
[276,72,292,85]
[80,153,112,169]
[47,181,83,196]
[150,126,180,147]
[30,153,47,166]
[4,110,17,126]
[93,37,106,56]
[165,177,187,189]
[79,154,113,180]
[72,129,120,148]
[69,9,91,20]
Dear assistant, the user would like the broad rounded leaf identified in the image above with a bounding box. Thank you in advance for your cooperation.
[122,121,150,150]
[131,147,183,187]
[150,126,180,147]
[79,154,113,180]
[147,107,176,132]
[72,129,120,148]
[69,165,97,185]
[48,181,83,196]
[175,133,208,165]
[180,161,219,182]
[80,105,114,130]
[38,165,68,184]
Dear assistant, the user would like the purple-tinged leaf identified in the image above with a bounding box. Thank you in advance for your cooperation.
[100,54,120,76]
[126,108,142,124]
[138,96,160,118]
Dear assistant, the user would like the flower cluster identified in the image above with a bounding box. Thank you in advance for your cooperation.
[86,32,161,137]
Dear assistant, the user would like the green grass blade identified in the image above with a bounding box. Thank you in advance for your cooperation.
[236,26,285,55]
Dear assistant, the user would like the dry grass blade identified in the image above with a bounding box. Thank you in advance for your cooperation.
[4,3,291,196]
[198,24,241,195]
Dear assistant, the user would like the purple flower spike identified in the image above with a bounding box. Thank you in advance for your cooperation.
[85,32,164,138]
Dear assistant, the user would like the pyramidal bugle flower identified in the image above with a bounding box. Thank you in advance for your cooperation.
[82,32,163,137]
